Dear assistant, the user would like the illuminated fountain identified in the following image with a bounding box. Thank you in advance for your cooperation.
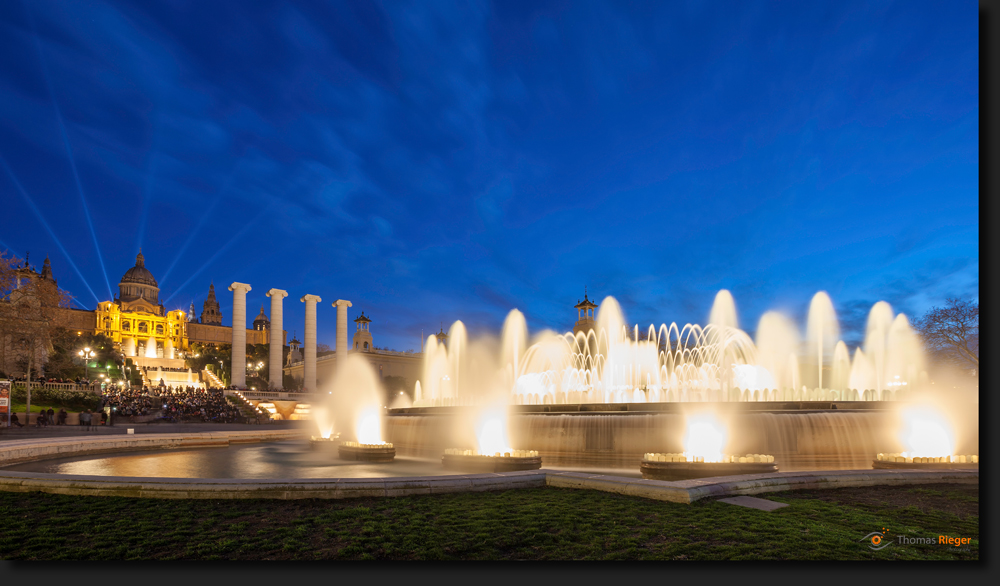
[339,406,395,462]
[410,290,928,408]
[441,407,541,472]
[308,405,341,451]
[385,289,975,474]
[314,354,395,462]
[872,405,978,469]
[639,413,777,480]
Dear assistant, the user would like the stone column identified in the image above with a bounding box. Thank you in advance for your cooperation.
[229,282,252,388]
[266,288,288,390]
[334,299,352,364]
[300,294,322,392]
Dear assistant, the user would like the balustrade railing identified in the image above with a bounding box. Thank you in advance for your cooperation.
[224,389,314,401]
[9,381,102,394]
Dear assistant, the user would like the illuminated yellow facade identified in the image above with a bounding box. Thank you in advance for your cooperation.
[88,251,274,359]
[95,300,189,358]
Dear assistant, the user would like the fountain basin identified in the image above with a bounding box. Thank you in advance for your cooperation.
[872,453,978,470]
[386,403,945,471]
[339,442,396,463]
[442,452,542,473]
[640,460,778,481]
[871,460,978,470]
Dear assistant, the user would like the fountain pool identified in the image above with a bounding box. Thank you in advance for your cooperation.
[0,290,977,489]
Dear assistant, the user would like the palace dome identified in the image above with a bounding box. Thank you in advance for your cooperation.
[253,306,270,331]
[120,251,158,286]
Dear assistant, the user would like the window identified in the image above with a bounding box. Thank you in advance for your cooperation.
[364,342,368,350]
[122,321,130,332]
[156,324,164,335]
[138,322,148,333]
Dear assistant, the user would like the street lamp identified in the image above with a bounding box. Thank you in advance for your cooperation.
[78,347,95,381]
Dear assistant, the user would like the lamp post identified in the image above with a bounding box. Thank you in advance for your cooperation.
[78,347,95,382]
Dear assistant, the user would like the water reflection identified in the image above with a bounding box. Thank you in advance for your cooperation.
[2,441,462,479]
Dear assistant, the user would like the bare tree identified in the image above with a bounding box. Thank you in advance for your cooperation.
[914,298,979,370]
[0,251,72,422]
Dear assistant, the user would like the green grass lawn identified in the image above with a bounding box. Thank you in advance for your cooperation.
[9,403,63,414]
[0,483,977,560]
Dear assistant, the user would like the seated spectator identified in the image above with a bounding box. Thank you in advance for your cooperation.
[10,413,23,427]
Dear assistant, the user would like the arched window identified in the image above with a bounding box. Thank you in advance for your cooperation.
[138,322,148,334]
[122,321,130,332]
[155,324,164,335]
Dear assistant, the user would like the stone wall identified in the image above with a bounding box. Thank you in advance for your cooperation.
[283,350,423,388]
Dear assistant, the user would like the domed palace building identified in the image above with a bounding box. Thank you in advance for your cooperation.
[94,250,187,360]
[90,251,277,364]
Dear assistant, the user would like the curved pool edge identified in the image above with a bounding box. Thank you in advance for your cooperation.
[0,431,978,503]
[0,429,307,467]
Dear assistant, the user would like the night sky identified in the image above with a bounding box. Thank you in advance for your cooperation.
[0,1,979,353]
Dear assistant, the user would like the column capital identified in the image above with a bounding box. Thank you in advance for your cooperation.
[301,294,322,303]
[333,299,353,308]
[229,282,252,293]
[266,288,288,299]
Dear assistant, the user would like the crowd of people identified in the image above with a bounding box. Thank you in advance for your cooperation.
[3,381,274,429]
[153,386,245,423]
[100,385,156,419]
[95,384,247,423]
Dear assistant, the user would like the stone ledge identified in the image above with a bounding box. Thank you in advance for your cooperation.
[0,471,549,500]
[0,430,305,466]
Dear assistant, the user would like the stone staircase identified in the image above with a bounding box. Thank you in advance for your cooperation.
[227,394,265,423]
[202,369,225,389]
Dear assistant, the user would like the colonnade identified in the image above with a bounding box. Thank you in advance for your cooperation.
[229,282,350,392]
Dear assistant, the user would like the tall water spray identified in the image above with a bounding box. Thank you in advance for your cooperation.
[320,354,387,443]
[864,301,895,393]
[500,309,528,392]
[806,292,839,390]
[755,311,800,393]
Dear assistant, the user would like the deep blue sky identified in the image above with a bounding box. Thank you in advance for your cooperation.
[0,1,978,352]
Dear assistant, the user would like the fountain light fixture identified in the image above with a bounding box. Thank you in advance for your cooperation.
[309,431,341,451]
[441,448,542,472]
[639,452,778,480]
[338,440,395,462]
[872,452,978,469]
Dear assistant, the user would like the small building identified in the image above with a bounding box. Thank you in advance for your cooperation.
[353,311,373,351]
[573,290,598,336]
